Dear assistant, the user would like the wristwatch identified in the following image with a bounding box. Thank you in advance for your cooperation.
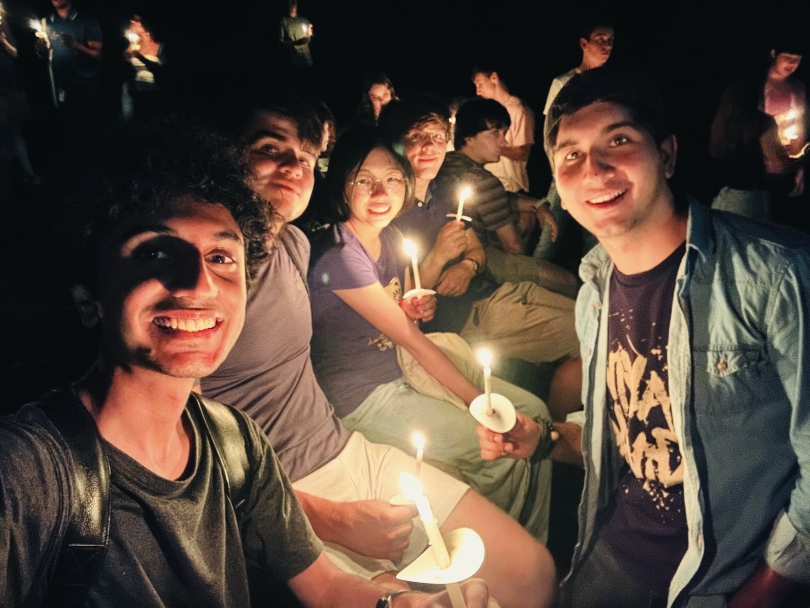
[461,257,480,275]
[376,589,409,607]
[529,417,558,464]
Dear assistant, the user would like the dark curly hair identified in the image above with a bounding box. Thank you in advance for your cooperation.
[40,114,273,294]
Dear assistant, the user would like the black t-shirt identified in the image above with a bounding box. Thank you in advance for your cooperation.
[599,243,689,592]
[0,393,322,607]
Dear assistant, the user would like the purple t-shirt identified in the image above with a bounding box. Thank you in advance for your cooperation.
[309,223,407,417]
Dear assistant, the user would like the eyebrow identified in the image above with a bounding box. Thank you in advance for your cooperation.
[246,128,287,146]
[121,224,243,244]
[554,120,638,152]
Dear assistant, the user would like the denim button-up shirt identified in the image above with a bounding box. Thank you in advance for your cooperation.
[571,201,810,607]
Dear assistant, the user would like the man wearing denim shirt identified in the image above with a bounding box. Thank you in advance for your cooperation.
[478,66,810,607]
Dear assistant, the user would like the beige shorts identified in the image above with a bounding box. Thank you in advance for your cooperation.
[292,432,469,579]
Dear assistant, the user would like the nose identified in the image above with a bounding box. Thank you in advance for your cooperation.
[369,179,388,196]
[584,149,614,178]
[277,150,303,177]
[172,252,218,299]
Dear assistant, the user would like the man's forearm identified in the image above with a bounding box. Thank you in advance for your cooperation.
[499,144,532,162]
[295,490,345,544]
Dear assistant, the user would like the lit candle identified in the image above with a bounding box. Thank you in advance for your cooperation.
[455,187,471,221]
[478,349,493,415]
[403,238,421,291]
[400,472,450,568]
[125,29,140,44]
[413,433,425,479]
[30,18,42,32]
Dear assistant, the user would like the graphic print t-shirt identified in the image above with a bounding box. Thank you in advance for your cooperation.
[599,243,688,592]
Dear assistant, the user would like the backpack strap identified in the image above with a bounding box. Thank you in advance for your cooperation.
[37,389,111,608]
[190,393,252,510]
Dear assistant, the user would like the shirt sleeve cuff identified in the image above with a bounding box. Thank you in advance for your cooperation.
[565,410,586,428]
[765,509,810,585]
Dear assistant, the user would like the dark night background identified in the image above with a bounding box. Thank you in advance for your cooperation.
[2,0,809,409]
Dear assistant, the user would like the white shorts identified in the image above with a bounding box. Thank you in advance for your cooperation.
[292,432,469,579]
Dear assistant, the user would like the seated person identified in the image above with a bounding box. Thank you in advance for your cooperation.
[381,95,582,420]
[432,98,564,289]
[202,97,556,608]
[307,126,558,544]
[0,116,490,607]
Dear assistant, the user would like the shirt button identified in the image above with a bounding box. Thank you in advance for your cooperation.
[716,359,728,372]
[417,201,424,207]
[593,302,601,310]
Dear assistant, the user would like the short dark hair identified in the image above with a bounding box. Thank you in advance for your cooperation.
[470,62,503,82]
[230,94,323,153]
[544,66,670,163]
[454,98,511,150]
[42,115,272,294]
[378,95,451,148]
[321,127,415,223]
[578,20,613,41]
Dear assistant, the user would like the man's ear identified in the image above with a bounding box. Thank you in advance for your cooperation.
[659,135,677,179]
[70,284,103,328]
[490,72,499,85]
[770,49,777,60]
[580,38,588,51]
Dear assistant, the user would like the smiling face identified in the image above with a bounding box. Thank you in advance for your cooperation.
[552,101,676,244]
[244,112,318,222]
[402,119,448,182]
[96,198,247,379]
[344,147,406,232]
[462,124,507,165]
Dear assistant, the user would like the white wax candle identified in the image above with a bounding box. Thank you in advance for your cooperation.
[478,349,493,415]
[456,187,471,221]
[400,472,450,568]
[413,433,425,479]
[403,239,421,291]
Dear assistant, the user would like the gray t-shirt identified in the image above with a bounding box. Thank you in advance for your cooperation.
[202,225,350,483]
[0,392,322,606]
[309,223,406,417]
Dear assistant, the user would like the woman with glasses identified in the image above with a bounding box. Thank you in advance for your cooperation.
[307,127,553,541]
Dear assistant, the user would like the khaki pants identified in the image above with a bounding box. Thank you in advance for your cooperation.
[460,281,580,364]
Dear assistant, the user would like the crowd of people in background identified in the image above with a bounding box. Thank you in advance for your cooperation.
[1,1,809,607]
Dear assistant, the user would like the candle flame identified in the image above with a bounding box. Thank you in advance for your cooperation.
[403,238,417,258]
[412,432,425,451]
[30,18,42,31]
[400,471,424,501]
[459,186,471,206]
[125,29,140,43]
[477,348,492,368]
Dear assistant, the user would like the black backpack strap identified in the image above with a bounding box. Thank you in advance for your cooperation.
[190,394,252,510]
[37,389,111,608]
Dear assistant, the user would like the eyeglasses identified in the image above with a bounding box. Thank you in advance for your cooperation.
[350,175,405,196]
[404,130,448,147]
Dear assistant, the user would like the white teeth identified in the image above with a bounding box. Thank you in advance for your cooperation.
[154,317,216,332]
[590,189,626,204]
